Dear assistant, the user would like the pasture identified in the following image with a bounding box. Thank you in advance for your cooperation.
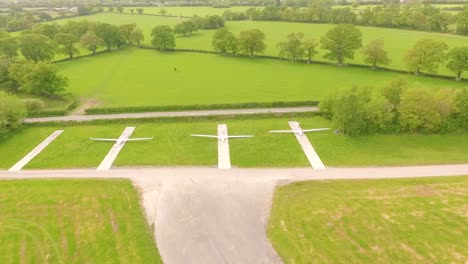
[1,116,467,169]
[268,176,468,263]
[0,179,161,263]
[57,49,466,109]
[53,12,468,74]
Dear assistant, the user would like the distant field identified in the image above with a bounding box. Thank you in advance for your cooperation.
[52,12,468,74]
[56,49,466,108]
[0,116,467,169]
[268,176,468,263]
[0,179,161,263]
[120,6,250,17]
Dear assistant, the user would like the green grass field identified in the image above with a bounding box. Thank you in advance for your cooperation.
[0,127,57,169]
[53,12,468,74]
[0,179,161,263]
[57,49,466,108]
[268,176,468,263]
[1,117,467,169]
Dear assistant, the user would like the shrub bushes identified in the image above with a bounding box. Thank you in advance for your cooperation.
[0,91,27,140]
[22,98,46,112]
[321,78,467,135]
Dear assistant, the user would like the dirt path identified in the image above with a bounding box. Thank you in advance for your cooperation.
[70,98,101,115]
[1,165,467,264]
[24,107,319,123]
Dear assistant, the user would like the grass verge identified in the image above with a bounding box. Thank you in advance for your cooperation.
[268,176,468,263]
[0,179,162,263]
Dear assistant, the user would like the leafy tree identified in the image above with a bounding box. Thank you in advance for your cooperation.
[277,32,305,61]
[174,23,188,36]
[399,88,441,133]
[151,25,175,51]
[6,19,27,32]
[0,58,14,86]
[446,46,468,81]
[159,8,167,16]
[0,91,26,140]
[434,88,458,120]
[303,39,318,64]
[238,29,266,56]
[132,28,144,47]
[320,24,362,65]
[37,12,52,22]
[108,7,114,12]
[136,8,144,14]
[32,23,61,39]
[455,10,468,35]
[184,20,198,34]
[0,37,18,58]
[319,94,337,119]
[246,7,260,20]
[404,39,448,75]
[119,24,137,45]
[362,39,391,69]
[19,34,57,62]
[9,61,68,96]
[174,21,198,36]
[332,87,371,135]
[77,5,93,16]
[202,15,224,29]
[366,90,394,133]
[428,12,451,32]
[54,33,80,59]
[80,31,104,55]
[381,77,407,115]
[211,28,238,54]
[61,20,90,38]
[116,5,123,14]
[94,23,124,51]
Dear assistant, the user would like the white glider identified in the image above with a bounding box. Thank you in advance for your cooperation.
[269,128,330,136]
[190,134,254,141]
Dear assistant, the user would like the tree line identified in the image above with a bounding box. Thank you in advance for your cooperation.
[2,21,466,81]
[320,78,468,135]
[204,24,467,80]
[223,4,468,35]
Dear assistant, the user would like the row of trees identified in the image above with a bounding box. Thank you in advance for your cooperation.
[172,15,226,36]
[223,4,468,35]
[2,21,465,80]
[209,24,468,80]
[150,16,225,50]
[107,6,145,15]
[320,78,468,135]
[0,21,145,62]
